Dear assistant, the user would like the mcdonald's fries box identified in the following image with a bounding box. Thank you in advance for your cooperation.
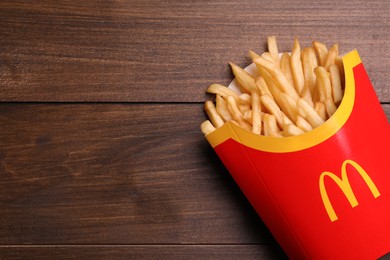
[204,50,390,259]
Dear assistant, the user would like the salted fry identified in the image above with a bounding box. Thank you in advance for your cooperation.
[200,120,216,135]
[252,91,262,134]
[313,40,328,66]
[230,62,257,93]
[280,52,294,87]
[215,95,232,121]
[267,36,280,65]
[205,100,225,128]
[324,44,339,70]
[297,98,324,128]
[329,64,343,105]
[290,38,305,95]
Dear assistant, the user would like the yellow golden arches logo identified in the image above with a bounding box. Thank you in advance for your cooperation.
[319,160,381,222]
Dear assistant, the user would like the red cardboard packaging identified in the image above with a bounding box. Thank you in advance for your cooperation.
[205,50,390,259]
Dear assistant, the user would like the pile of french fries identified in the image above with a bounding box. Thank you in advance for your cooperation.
[201,36,344,137]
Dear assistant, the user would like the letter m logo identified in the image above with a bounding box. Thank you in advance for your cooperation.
[319,160,380,222]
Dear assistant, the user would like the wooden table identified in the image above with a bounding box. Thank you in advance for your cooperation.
[1,1,389,259]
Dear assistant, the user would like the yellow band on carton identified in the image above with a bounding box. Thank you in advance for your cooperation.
[206,50,361,153]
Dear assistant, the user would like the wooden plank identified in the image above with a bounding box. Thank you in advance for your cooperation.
[0,103,389,245]
[0,0,389,102]
[0,245,288,259]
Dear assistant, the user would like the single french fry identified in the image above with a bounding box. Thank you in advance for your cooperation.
[301,47,318,96]
[279,92,299,123]
[283,123,305,136]
[243,110,252,123]
[252,91,262,134]
[290,38,305,95]
[230,62,257,93]
[205,100,225,128]
[280,52,294,87]
[270,131,283,137]
[207,84,240,102]
[267,36,280,65]
[314,66,333,102]
[263,114,278,136]
[313,40,328,66]
[254,56,300,101]
[249,50,261,61]
[314,102,327,121]
[297,98,325,128]
[215,95,232,121]
[335,56,345,87]
[239,93,252,105]
[329,64,343,105]
[324,44,339,70]
[200,120,216,135]
[226,95,252,131]
[260,94,284,127]
[324,97,337,118]
[255,76,273,97]
[261,52,278,65]
[296,116,313,132]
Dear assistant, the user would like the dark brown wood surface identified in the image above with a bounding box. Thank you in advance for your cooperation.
[0,0,389,259]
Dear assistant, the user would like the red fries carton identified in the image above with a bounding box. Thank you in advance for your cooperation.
[205,50,390,259]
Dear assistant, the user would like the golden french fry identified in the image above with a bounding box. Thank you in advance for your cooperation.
[290,38,305,95]
[215,95,232,121]
[314,66,332,102]
[280,52,294,87]
[296,116,314,132]
[314,101,327,121]
[230,62,257,93]
[335,56,345,87]
[207,84,240,102]
[243,110,252,123]
[260,94,284,127]
[226,95,252,131]
[204,100,225,128]
[313,40,328,66]
[251,91,262,134]
[239,104,251,114]
[267,36,280,65]
[263,114,278,136]
[249,50,261,61]
[329,64,343,105]
[324,44,339,70]
[261,52,278,65]
[270,131,283,137]
[239,93,252,105]
[200,120,216,135]
[254,56,300,101]
[283,123,305,136]
[324,97,337,118]
[255,77,273,97]
[297,98,325,128]
[301,47,318,96]
[279,92,299,123]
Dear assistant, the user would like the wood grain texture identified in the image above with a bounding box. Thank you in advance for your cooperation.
[0,245,288,260]
[0,103,277,245]
[0,104,389,250]
[0,0,389,102]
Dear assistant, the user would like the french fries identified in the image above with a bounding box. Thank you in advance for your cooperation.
[201,37,345,137]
